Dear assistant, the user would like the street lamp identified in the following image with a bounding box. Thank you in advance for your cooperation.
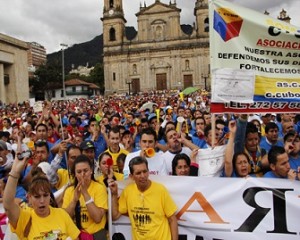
[201,73,209,90]
[60,43,68,98]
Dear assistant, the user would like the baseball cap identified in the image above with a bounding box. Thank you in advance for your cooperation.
[0,140,7,151]
[148,113,157,122]
[38,162,51,175]
[163,106,173,114]
[38,162,57,184]
[80,140,95,150]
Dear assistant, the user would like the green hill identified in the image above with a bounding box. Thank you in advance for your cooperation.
[47,35,103,73]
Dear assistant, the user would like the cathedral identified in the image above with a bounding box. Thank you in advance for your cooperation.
[101,0,210,95]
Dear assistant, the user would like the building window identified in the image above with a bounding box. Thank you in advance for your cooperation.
[113,72,116,81]
[133,64,137,74]
[4,74,9,85]
[52,90,56,98]
[61,90,64,98]
[109,28,116,41]
[204,17,209,32]
[72,86,76,92]
[109,0,114,8]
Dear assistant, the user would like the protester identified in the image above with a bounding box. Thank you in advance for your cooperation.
[56,144,81,190]
[86,117,107,159]
[284,131,300,172]
[123,128,168,179]
[63,154,108,239]
[172,151,198,176]
[202,124,220,148]
[22,139,52,188]
[191,117,206,147]
[264,146,299,180]
[235,115,269,177]
[96,152,123,187]
[3,155,80,239]
[259,122,284,153]
[222,120,250,178]
[0,140,13,178]
[108,156,178,240]
[105,127,129,172]
[2,118,12,134]
[162,129,198,175]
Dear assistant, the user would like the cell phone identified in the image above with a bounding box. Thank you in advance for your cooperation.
[17,150,32,160]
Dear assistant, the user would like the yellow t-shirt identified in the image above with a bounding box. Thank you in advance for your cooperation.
[62,180,108,234]
[96,172,124,186]
[11,206,80,240]
[105,148,129,172]
[56,169,74,190]
[119,181,177,240]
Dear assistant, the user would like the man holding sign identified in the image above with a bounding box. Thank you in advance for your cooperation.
[109,156,178,240]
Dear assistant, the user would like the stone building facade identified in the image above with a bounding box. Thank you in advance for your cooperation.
[101,0,210,95]
[0,33,29,104]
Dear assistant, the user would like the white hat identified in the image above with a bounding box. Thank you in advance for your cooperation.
[247,114,261,123]
[38,162,51,177]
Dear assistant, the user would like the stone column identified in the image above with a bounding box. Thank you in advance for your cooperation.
[0,64,5,104]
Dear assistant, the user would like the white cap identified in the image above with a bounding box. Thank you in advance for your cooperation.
[248,114,261,123]
[38,162,51,177]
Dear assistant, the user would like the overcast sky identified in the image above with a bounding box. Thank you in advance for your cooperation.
[1,0,299,54]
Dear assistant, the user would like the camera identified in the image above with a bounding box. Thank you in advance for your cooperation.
[17,150,32,160]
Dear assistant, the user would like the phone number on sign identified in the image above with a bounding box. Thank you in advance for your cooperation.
[225,101,300,109]
[249,102,300,109]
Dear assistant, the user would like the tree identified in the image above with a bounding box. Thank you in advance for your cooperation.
[31,60,62,100]
[89,63,105,94]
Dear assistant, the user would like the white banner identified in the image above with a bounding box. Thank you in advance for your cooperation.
[110,176,300,240]
[209,0,300,113]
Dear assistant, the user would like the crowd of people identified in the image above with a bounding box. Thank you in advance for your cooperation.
[0,90,299,239]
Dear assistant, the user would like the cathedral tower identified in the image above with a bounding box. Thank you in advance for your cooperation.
[102,0,126,47]
[194,0,209,37]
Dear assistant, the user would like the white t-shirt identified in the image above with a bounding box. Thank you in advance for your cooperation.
[162,147,192,175]
[123,150,168,179]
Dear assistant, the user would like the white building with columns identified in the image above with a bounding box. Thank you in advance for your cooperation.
[0,33,29,104]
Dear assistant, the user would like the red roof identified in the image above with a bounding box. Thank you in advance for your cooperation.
[88,83,100,89]
[65,79,90,86]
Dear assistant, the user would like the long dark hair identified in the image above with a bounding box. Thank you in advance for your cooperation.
[71,154,96,230]
[98,151,112,165]
[232,152,250,177]
[71,154,96,187]
[172,153,191,176]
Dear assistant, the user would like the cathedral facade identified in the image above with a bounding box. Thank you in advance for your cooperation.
[102,0,210,95]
